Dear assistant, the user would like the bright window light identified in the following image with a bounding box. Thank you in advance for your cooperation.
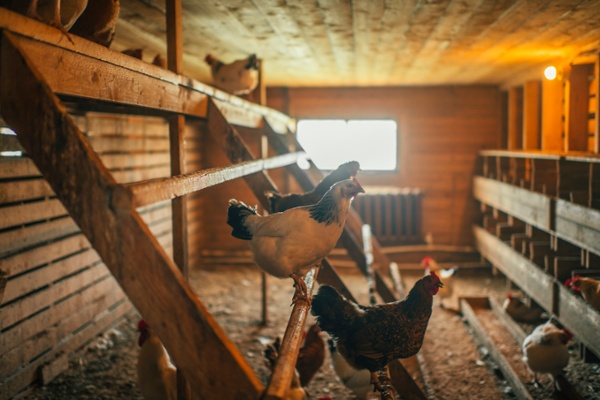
[297,119,397,171]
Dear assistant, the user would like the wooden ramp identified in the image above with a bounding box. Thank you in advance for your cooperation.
[0,9,425,399]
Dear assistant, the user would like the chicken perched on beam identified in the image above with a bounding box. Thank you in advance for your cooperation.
[227,178,364,304]
[205,53,260,95]
[265,161,360,213]
[565,275,600,311]
[311,273,443,396]
[136,320,177,400]
[522,320,573,389]
[22,0,88,42]
[69,0,120,48]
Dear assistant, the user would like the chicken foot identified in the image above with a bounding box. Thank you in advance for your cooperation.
[27,0,75,44]
[290,273,310,306]
[370,369,395,400]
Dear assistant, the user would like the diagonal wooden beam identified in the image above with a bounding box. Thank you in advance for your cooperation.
[0,30,263,399]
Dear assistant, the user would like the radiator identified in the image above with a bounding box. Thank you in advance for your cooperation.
[352,187,423,246]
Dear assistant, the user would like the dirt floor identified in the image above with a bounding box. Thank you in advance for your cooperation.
[20,263,600,400]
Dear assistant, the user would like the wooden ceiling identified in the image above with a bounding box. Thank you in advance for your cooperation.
[111,1,600,88]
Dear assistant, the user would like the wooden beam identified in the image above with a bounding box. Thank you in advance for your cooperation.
[474,226,554,311]
[523,80,541,150]
[557,284,600,358]
[565,63,594,151]
[473,176,552,230]
[264,268,318,400]
[0,8,292,128]
[122,153,306,208]
[0,30,264,399]
[595,53,600,154]
[541,76,564,151]
[555,199,600,256]
[507,86,523,150]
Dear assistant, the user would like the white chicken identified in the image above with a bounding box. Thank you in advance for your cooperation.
[522,320,572,388]
[502,292,546,323]
[204,53,260,95]
[136,320,177,400]
[328,339,372,400]
[566,275,600,311]
[227,178,364,304]
[422,256,457,308]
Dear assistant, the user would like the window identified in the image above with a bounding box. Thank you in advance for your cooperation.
[296,119,397,171]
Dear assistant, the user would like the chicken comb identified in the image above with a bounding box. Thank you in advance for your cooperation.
[565,275,580,288]
[137,319,148,331]
[429,270,440,281]
[506,292,513,299]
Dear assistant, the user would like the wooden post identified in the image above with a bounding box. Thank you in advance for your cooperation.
[542,74,564,151]
[260,134,268,326]
[565,63,593,151]
[166,0,189,398]
[523,80,541,150]
[594,53,600,153]
[507,86,523,150]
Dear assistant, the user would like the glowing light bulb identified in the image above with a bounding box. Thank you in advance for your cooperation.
[544,66,557,80]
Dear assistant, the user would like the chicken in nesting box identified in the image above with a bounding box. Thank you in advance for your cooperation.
[227,178,364,305]
[205,53,260,95]
[566,275,600,311]
[311,272,443,395]
[502,292,546,323]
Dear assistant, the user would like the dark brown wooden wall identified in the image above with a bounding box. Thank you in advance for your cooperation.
[263,86,503,247]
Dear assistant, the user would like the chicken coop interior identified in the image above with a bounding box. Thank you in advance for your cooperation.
[1,0,600,399]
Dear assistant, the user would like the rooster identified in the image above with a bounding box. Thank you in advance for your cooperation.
[328,339,372,400]
[565,275,600,311]
[265,161,360,213]
[136,320,177,400]
[502,292,546,323]
[522,320,573,388]
[264,337,308,400]
[227,178,364,304]
[422,256,457,308]
[205,53,260,95]
[311,273,443,394]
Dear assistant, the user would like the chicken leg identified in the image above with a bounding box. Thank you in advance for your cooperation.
[370,369,395,400]
[27,0,76,44]
[290,272,310,306]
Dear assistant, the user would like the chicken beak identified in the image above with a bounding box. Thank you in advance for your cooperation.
[436,281,444,288]
[352,177,365,194]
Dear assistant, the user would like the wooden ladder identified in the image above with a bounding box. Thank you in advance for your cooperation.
[0,10,426,399]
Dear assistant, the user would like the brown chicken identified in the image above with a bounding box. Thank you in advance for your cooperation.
[9,0,88,40]
[566,275,600,311]
[69,0,120,48]
[311,273,443,393]
[263,324,325,388]
[264,337,308,400]
[502,292,546,323]
[265,161,360,213]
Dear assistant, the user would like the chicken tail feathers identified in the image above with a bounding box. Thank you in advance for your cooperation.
[227,199,257,240]
[311,285,361,336]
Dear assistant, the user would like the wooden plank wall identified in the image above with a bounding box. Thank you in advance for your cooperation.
[0,112,201,398]
[227,85,501,248]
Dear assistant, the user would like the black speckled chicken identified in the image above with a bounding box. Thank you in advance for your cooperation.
[227,178,364,304]
[265,161,360,213]
[311,273,443,393]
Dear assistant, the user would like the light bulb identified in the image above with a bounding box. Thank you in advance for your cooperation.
[544,66,557,80]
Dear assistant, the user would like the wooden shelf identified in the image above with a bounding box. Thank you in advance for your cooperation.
[474,151,600,359]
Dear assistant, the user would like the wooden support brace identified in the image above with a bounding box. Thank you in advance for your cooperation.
[0,30,264,399]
